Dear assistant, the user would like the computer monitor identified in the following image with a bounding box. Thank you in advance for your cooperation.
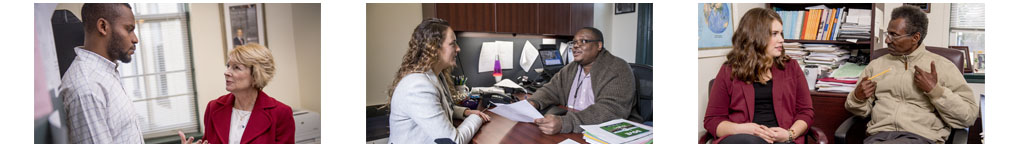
[540,50,563,67]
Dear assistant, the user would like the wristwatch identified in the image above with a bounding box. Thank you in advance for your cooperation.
[788,129,796,142]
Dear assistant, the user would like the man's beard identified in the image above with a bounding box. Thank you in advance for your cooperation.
[107,31,133,63]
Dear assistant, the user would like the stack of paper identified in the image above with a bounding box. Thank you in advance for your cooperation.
[580,119,653,144]
[784,42,807,65]
[802,44,849,71]
[816,63,866,93]
[837,8,872,41]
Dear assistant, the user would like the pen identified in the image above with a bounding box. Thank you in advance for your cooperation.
[868,67,892,80]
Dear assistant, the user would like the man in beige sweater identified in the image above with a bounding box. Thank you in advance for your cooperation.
[847,5,978,144]
[528,27,637,135]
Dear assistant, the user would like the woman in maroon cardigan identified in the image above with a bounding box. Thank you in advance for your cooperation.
[704,8,814,144]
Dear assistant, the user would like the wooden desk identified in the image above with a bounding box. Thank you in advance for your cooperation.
[810,91,854,143]
[470,111,588,144]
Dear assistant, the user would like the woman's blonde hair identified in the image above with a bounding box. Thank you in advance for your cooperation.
[228,43,276,90]
[726,8,790,84]
[384,18,456,109]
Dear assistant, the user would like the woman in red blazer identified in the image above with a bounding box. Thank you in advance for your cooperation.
[704,8,814,144]
[182,44,295,144]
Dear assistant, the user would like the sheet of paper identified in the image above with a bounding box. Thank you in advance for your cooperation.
[496,41,514,70]
[489,100,544,123]
[558,138,580,144]
[494,79,524,89]
[520,40,540,72]
[478,42,498,73]
[559,42,574,63]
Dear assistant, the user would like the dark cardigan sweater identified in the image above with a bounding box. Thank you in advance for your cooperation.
[529,50,637,133]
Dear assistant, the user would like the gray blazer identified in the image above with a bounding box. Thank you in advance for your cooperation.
[388,71,482,144]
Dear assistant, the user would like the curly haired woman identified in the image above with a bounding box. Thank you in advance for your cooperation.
[386,18,491,144]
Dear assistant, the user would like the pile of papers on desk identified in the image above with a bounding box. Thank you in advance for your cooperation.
[815,63,865,93]
[803,44,849,71]
[784,42,807,64]
[580,119,653,144]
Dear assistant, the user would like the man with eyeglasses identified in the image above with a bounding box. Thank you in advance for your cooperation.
[846,5,977,144]
[526,27,639,135]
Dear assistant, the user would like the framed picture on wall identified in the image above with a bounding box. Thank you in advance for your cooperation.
[905,3,931,13]
[221,3,267,62]
[615,3,636,14]
[697,3,733,49]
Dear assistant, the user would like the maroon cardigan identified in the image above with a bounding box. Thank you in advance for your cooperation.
[203,91,295,144]
[704,60,815,144]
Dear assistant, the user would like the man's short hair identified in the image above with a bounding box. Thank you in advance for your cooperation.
[81,3,132,33]
[891,5,928,45]
[580,27,604,41]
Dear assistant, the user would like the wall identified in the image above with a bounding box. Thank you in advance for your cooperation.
[696,2,766,137]
[365,3,423,106]
[292,3,322,114]
[593,3,639,63]
[188,3,225,134]
[879,3,951,48]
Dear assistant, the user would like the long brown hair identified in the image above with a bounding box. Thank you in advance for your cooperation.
[384,18,458,108]
[726,8,790,84]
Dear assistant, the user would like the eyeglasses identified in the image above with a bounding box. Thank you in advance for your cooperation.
[567,39,602,47]
[883,31,912,41]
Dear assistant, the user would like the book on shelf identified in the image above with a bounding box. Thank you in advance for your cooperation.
[774,5,866,41]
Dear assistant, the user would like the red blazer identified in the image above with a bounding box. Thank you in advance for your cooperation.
[203,91,295,144]
[705,60,814,144]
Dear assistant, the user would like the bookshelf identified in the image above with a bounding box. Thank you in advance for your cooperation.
[768,3,878,143]
[768,3,877,51]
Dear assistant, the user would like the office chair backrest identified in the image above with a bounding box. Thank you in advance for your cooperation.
[630,63,653,122]
[52,9,85,78]
[870,46,966,73]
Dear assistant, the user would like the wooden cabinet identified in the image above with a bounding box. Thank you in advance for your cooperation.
[569,3,594,35]
[538,4,571,35]
[425,3,593,36]
[810,91,854,143]
[433,3,495,32]
[496,3,539,34]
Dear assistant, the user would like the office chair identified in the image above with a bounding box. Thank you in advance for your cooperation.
[701,79,829,144]
[630,63,653,125]
[366,104,390,142]
[870,46,968,73]
[834,115,968,144]
[51,9,85,78]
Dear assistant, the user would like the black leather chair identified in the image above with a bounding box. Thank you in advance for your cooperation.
[630,63,653,124]
[870,46,967,73]
[834,115,968,144]
[701,79,828,144]
[366,104,390,142]
[52,9,85,78]
[837,46,972,144]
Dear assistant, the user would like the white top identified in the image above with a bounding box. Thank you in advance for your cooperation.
[229,107,252,144]
[60,47,144,144]
[567,67,595,111]
[388,71,482,144]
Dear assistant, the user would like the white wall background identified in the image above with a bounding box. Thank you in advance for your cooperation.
[364,3,423,106]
